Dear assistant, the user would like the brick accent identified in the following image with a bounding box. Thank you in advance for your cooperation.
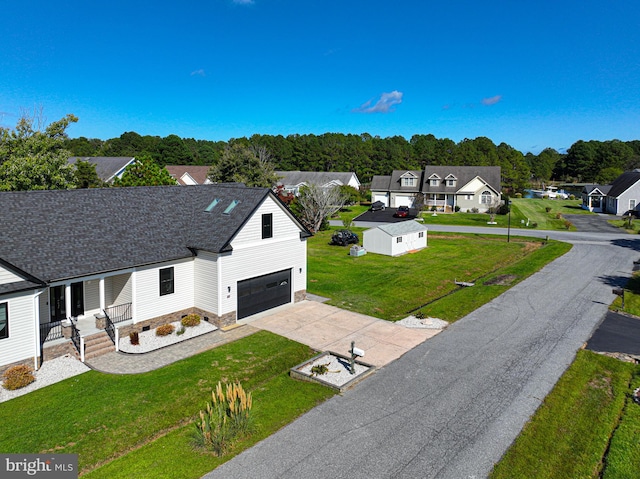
[119,307,236,337]
[0,341,77,375]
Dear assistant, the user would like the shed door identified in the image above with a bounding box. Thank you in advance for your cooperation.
[237,269,291,319]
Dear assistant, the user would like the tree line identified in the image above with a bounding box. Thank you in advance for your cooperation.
[3,112,639,192]
[66,131,640,189]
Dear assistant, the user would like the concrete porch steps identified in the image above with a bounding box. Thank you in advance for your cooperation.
[84,332,115,360]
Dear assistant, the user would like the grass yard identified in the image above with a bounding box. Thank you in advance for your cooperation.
[490,350,640,479]
[0,331,335,478]
[308,229,571,322]
[510,198,591,230]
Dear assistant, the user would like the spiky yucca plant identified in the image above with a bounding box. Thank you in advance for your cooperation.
[193,381,253,456]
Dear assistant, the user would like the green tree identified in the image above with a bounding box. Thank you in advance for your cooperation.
[0,111,78,191]
[113,155,177,187]
[208,144,278,188]
[74,159,106,188]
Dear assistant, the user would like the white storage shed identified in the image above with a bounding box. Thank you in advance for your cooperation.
[363,221,427,256]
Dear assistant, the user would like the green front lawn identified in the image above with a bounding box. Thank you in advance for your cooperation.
[0,331,335,478]
[491,350,640,479]
[308,229,571,322]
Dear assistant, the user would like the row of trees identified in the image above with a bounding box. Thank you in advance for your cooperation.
[67,130,640,188]
[4,112,640,192]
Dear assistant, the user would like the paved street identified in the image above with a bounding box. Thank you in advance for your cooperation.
[203,230,640,479]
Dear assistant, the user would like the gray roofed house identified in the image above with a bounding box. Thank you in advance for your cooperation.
[585,169,640,215]
[0,184,311,371]
[68,157,137,183]
[275,171,360,195]
[370,166,501,212]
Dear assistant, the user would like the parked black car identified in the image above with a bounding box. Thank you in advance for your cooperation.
[370,201,386,211]
[329,229,359,246]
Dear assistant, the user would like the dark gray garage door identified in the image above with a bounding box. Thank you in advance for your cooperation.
[237,269,291,319]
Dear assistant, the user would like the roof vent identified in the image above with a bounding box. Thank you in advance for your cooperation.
[205,199,220,212]
[223,200,240,215]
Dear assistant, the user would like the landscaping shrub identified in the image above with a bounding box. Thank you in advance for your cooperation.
[156,324,175,336]
[454,205,461,212]
[181,314,201,328]
[555,212,563,219]
[514,193,522,198]
[193,381,253,456]
[176,326,186,336]
[2,364,36,390]
[129,331,139,345]
[564,220,573,230]
[471,207,479,213]
[545,206,552,213]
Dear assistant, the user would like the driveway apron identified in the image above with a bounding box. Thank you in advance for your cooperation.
[203,234,639,479]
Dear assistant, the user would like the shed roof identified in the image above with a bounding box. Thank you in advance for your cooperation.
[372,220,428,237]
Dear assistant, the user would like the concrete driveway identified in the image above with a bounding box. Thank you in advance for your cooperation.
[240,300,440,367]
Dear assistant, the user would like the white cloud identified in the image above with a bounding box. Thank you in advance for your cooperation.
[233,0,254,4]
[353,90,403,113]
[190,69,206,77]
[481,95,502,106]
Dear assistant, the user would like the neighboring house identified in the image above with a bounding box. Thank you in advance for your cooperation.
[68,157,137,183]
[275,171,361,196]
[581,185,611,213]
[370,170,422,208]
[0,184,310,371]
[370,166,501,212]
[581,169,640,215]
[165,165,212,185]
[603,170,640,216]
[363,221,428,257]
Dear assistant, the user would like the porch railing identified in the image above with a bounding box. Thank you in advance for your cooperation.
[40,320,64,342]
[70,323,81,356]
[104,302,132,324]
[103,312,116,345]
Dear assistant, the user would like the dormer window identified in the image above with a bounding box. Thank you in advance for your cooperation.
[445,175,457,187]
[402,177,416,187]
[428,174,441,187]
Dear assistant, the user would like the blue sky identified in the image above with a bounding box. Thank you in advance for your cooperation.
[1,0,639,154]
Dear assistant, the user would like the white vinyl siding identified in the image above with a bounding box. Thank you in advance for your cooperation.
[134,259,194,323]
[194,252,219,315]
[83,279,101,318]
[220,237,306,317]
[0,292,37,368]
[0,266,22,285]
[108,273,132,306]
[231,197,301,247]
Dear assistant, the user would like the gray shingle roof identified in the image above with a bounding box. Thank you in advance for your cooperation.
[389,170,423,192]
[0,184,289,283]
[375,221,428,236]
[422,166,501,193]
[275,171,359,187]
[607,170,640,198]
[68,157,136,182]
[370,175,391,191]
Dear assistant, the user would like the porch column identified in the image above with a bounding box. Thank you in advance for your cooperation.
[65,284,72,319]
[99,277,105,311]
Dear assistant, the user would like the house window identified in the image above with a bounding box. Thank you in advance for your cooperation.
[402,177,416,187]
[630,199,637,211]
[262,213,273,239]
[159,267,174,296]
[0,302,7,340]
[446,179,456,187]
[480,191,492,204]
[396,236,403,243]
[430,179,439,186]
[418,232,424,238]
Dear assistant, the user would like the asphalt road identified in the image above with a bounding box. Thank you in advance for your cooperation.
[203,229,639,479]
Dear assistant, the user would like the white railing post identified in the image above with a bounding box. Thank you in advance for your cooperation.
[115,327,119,352]
[80,336,85,362]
